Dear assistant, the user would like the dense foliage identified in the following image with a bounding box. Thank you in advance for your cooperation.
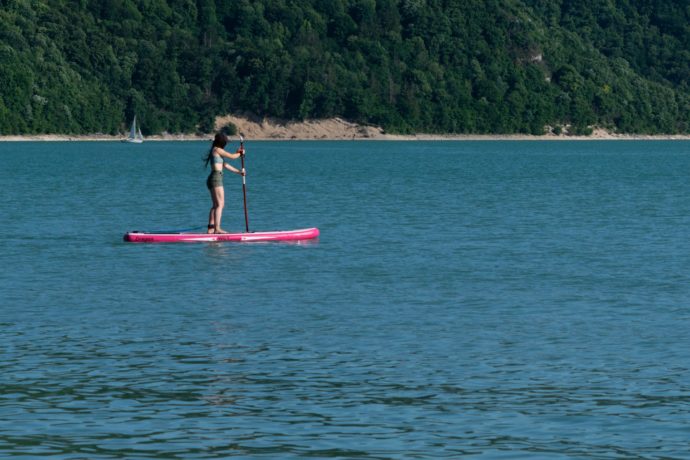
[1,0,688,135]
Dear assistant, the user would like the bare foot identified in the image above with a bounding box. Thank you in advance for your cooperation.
[214,228,229,234]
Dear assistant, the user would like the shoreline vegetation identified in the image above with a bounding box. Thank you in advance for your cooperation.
[1,115,689,142]
[3,2,689,139]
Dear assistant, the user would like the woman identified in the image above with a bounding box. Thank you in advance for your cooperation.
[204,133,245,234]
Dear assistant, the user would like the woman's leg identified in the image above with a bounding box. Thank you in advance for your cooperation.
[208,187,218,233]
[213,186,227,233]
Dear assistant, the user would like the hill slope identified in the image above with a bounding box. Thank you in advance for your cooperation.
[1,0,688,135]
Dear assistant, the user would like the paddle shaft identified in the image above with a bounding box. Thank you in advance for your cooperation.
[240,138,249,232]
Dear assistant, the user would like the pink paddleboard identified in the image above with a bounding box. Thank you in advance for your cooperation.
[124,227,319,243]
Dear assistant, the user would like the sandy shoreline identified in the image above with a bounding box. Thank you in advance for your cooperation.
[1,116,689,141]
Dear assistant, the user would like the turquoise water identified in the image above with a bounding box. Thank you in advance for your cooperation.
[2,140,690,458]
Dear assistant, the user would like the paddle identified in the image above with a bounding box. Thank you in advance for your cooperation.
[239,133,250,232]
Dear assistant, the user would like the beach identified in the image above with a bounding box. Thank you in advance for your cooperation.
[1,115,689,141]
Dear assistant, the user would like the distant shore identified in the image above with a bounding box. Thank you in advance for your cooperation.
[1,116,689,141]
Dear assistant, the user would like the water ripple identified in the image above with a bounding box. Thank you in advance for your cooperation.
[2,141,690,458]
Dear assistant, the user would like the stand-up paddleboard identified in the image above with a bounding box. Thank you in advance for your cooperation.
[124,135,318,244]
[124,227,319,243]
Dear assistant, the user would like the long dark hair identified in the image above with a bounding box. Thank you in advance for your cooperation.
[204,132,228,168]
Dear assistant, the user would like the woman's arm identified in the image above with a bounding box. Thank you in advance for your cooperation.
[223,162,245,176]
[217,147,243,160]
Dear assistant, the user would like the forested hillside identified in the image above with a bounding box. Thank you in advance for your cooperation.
[1,0,688,135]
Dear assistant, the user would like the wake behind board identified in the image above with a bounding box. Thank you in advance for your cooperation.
[124,227,319,243]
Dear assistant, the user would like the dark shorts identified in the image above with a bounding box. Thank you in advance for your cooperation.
[207,170,223,189]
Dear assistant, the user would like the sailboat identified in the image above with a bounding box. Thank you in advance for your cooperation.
[122,116,144,143]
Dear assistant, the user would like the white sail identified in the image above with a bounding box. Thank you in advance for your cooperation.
[123,115,144,143]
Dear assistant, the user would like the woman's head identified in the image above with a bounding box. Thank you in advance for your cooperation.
[213,132,228,149]
[205,132,229,168]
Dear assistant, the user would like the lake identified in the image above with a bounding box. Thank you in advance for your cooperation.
[1,140,690,458]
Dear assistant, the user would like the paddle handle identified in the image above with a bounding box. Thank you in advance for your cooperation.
[240,137,249,233]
